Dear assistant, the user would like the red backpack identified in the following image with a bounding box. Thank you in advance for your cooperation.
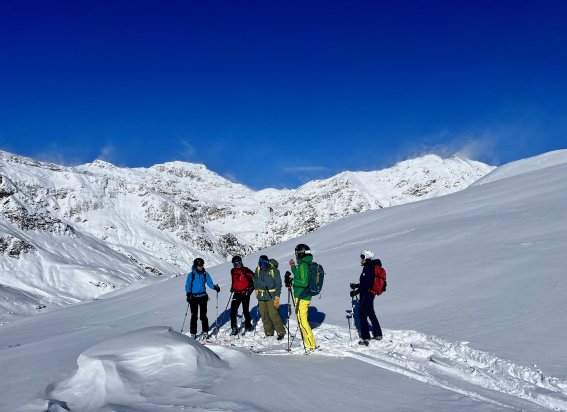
[369,263,387,296]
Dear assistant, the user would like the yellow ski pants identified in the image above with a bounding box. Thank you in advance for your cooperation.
[295,298,316,349]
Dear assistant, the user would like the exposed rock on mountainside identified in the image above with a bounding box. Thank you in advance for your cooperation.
[0,150,494,320]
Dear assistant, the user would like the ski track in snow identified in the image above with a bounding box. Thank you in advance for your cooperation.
[202,322,567,411]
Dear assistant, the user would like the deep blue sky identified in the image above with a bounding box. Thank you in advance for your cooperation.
[1,1,566,189]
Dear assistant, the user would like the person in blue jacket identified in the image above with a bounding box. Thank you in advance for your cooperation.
[185,257,220,338]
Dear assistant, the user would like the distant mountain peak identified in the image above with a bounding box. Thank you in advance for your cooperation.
[0,149,496,321]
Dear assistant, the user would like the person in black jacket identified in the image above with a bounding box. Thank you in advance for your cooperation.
[350,250,383,346]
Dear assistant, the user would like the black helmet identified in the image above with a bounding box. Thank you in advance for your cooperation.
[231,255,243,265]
[295,244,311,259]
[193,257,205,268]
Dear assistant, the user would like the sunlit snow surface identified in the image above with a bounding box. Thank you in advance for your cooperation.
[1,150,566,411]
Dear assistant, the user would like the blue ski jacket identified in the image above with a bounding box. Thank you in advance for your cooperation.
[185,266,216,298]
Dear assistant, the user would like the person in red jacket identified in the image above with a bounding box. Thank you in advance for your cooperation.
[229,255,255,335]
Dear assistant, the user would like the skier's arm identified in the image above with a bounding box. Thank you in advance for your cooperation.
[205,272,216,289]
[294,264,309,288]
[274,268,282,297]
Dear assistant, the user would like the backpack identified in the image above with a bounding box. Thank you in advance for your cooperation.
[302,262,325,297]
[369,263,387,296]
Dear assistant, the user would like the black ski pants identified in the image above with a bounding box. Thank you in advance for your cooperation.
[230,292,252,329]
[359,293,382,340]
[189,295,209,334]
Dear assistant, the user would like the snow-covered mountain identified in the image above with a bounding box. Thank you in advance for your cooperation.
[0,150,493,322]
[0,150,565,411]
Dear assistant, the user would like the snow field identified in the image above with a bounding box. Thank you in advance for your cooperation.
[41,321,567,411]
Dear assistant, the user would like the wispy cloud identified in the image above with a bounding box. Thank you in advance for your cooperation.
[282,165,332,186]
[396,131,500,166]
[31,145,88,166]
[179,139,197,161]
[96,144,118,164]
[223,172,239,183]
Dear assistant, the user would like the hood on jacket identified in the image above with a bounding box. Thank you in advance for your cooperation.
[269,258,279,268]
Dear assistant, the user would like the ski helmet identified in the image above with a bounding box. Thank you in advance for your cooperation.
[232,255,243,265]
[193,257,205,268]
[295,244,312,259]
[360,250,374,260]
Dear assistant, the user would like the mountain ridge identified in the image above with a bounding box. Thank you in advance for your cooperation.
[0,149,494,322]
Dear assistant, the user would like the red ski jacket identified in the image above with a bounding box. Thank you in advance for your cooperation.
[231,266,255,293]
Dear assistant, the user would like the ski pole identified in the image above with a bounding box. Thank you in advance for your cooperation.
[216,291,233,337]
[253,302,261,336]
[346,298,353,342]
[353,294,361,339]
[290,289,306,351]
[181,302,190,333]
[287,286,291,351]
[214,290,219,339]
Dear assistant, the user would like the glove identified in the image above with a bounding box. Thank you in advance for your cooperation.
[274,296,280,309]
[349,290,358,298]
[284,271,293,288]
[186,292,192,303]
[289,259,295,267]
[214,284,221,293]
[350,283,360,290]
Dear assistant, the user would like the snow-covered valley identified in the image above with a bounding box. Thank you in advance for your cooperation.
[0,150,565,411]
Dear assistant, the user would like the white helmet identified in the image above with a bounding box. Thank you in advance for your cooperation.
[361,250,374,260]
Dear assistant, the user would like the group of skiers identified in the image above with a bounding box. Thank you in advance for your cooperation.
[184,244,386,348]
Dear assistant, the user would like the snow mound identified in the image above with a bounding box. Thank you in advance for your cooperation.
[44,326,228,411]
[472,149,567,185]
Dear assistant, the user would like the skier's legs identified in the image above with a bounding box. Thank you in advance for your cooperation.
[267,301,286,337]
[241,294,252,328]
[358,295,371,340]
[366,296,382,338]
[198,296,209,332]
[258,300,273,335]
[229,294,241,329]
[189,298,199,335]
[295,298,316,349]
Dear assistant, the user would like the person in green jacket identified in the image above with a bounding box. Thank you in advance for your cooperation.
[287,243,317,350]
[255,255,286,339]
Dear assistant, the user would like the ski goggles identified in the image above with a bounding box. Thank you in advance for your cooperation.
[233,260,242,266]
[258,258,269,267]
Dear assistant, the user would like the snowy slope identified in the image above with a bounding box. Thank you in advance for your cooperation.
[0,150,493,321]
[0,150,565,411]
